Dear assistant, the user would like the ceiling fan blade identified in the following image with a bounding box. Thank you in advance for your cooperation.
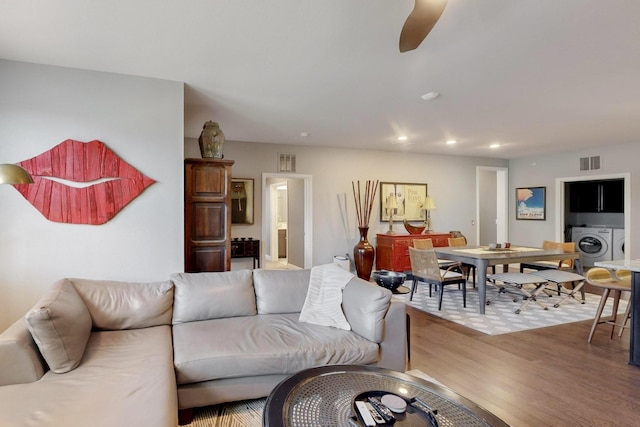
[399,0,448,53]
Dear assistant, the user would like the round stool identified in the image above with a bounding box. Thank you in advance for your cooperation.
[585,268,632,343]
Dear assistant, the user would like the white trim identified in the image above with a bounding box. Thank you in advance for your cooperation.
[555,172,630,260]
[475,166,509,245]
[262,173,313,268]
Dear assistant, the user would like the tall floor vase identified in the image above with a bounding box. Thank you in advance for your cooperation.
[353,226,375,281]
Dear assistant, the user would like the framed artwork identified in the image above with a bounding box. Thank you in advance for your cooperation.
[231,178,254,225]
[379,182,428,222]
[516,186,546,220]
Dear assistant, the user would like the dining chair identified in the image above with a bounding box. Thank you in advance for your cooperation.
[408,247,467,310]
[447,236,478,287]
[412,238,455,297]
[520,240,575,272]
[585,268,632,342]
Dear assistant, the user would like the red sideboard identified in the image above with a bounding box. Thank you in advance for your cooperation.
[376,232,452,272]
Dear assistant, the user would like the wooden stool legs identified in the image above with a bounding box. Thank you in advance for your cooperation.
[588,289,627,343]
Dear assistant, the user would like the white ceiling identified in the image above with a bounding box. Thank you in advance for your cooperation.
[2,0,639,159]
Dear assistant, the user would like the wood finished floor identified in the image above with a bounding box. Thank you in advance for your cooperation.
[405,305,640,427]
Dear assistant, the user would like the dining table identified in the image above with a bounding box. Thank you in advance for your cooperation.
[433,245,583,314]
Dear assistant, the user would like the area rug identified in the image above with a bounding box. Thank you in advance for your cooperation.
[183,370,438,427]
[395,282,629,335]
[188,398,264,427]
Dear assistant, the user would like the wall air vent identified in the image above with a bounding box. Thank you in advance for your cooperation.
[278,153,296,173]
[590,156,601,170]
[579,157,590,171]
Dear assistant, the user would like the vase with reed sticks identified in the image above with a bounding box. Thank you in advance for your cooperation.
[354,226,375,280]
[352,180,379,281]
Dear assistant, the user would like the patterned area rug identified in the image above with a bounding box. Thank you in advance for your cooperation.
[395,282,628,335]
[182,370,438,427]
[187,398,264,427]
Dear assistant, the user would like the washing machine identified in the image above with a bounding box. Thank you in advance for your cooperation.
[613,228,625,260]
[572,227,613,266]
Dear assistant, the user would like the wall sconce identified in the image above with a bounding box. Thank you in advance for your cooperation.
[0,164,34,184]
[423,196,436,232]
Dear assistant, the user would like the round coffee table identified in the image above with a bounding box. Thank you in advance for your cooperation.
[263,365,509,427]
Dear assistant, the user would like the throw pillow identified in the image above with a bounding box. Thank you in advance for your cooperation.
[70,278,174,330]
[24,279,92,373]
[299,263,354,330]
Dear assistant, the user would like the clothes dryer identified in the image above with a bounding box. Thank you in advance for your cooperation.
[571,227,613,267]
[613,228,625,260]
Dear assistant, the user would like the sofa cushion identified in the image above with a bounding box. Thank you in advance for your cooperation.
[171,270,256,324]
[299,264,354,330]
[0,326,177,427]
[70,278,174,330]
[172,313,379,385]
[24,279,92,373]
[342,278,392,343]
[253,269,310,314]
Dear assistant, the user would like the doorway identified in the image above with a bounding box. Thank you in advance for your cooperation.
[555,173,630,260]
[262,173,313,269]
[476,167,509,245]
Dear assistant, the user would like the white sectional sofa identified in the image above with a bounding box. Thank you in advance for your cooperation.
[0,267,406,426]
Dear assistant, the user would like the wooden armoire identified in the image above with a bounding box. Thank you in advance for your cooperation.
[184,158,234,272]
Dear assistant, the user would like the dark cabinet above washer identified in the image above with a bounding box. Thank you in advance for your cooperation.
[569,179,624,213]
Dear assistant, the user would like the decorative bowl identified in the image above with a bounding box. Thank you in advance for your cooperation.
[372,270,406,291]
[403,219,426,235]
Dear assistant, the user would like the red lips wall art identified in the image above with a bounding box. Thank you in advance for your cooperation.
[12,139,155,225]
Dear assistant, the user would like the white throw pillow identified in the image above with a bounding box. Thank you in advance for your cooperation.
[299,263,354,330]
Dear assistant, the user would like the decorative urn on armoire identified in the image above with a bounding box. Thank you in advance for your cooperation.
[198,121,226,159]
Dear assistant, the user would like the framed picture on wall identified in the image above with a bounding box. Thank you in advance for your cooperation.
[516,186,546,220]
[231,178,254,225]
[379,182,428,222]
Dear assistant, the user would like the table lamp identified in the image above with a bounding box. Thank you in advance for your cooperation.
[386,194,398,234]
[423,196,436,232]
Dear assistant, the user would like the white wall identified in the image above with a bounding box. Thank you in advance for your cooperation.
[0,60,184,330]
[186,138,508,267]
[508,141,639,257]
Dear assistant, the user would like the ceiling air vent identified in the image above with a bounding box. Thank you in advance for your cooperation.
[590,156,601,170]
[579,157,590,171]
[278,153,296,173]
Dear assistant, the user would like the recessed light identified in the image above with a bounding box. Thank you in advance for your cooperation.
[446,140,457,145]
[300,132,310,137]
[490,143,500,149]
[421,92,440,101]
[397,136,408,141]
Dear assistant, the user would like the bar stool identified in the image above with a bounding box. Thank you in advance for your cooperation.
[613,269,632,337]
[585,268,632,343]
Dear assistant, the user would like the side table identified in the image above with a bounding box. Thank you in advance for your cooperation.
[231,238,260,268]
[263,365,509,427]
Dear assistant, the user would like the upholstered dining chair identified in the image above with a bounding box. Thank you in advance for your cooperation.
[585,268,632,342]
[408,247,467,310]
[412,238,455,297]
[520,240,576,272]
[447,236,480,287]
[413,238,433,249]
